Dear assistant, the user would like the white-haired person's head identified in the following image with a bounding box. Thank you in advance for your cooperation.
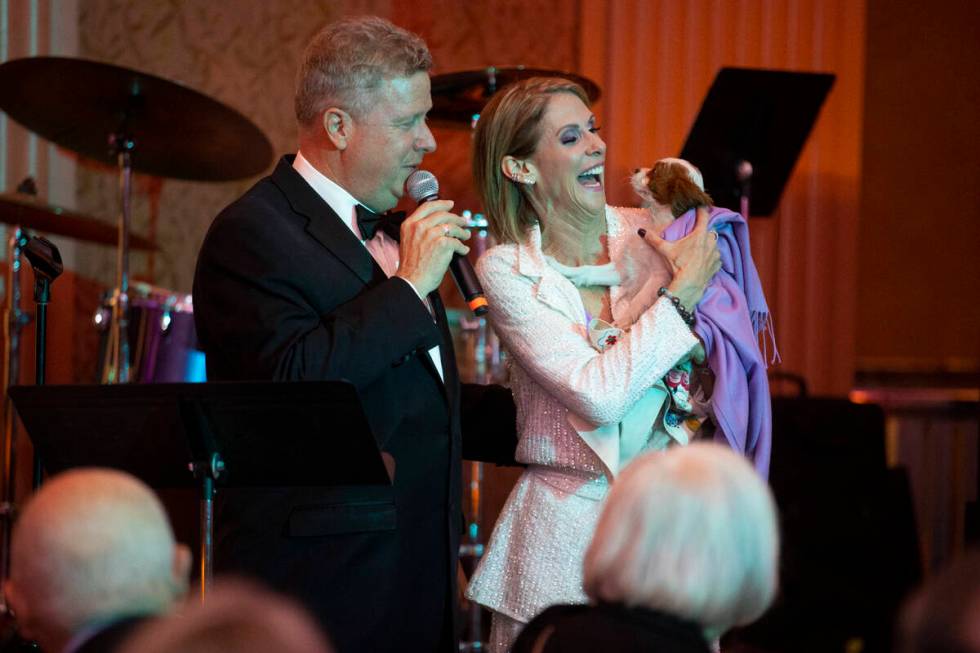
[117,578,334,653]
[584,443,779,641]
[4,468,191,653]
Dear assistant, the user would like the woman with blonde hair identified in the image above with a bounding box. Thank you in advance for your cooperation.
[512,443,780,652]
[465,76,723,651]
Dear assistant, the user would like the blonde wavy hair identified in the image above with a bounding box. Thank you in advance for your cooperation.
[472,76,589,244]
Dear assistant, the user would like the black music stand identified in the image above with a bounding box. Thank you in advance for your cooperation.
[7,381,390,598]
[679,67,835,217]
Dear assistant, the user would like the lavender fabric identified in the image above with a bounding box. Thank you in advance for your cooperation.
[661,206,775,476]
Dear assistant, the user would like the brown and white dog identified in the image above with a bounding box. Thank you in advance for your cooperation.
[630,157,712,226]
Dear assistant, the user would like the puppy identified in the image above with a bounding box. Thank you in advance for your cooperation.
[630,157,712,222]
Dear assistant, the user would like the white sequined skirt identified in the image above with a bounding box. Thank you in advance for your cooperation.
[466,465,610,623]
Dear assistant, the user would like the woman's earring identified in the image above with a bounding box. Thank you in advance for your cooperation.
[513,172,535,186]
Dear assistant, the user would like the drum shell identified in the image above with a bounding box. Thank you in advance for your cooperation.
[97,283,206,383]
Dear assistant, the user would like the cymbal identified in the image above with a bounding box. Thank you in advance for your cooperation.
[430,67,602,124]
[0,193,156,250]
[0,57,273,182]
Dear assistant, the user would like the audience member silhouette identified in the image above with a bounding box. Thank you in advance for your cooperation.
[4,468,191,653]
[512,443,779,652]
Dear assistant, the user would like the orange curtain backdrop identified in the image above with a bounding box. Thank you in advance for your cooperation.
[580,0,866,396]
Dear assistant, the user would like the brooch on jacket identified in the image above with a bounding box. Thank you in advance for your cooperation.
[587,317,622,352]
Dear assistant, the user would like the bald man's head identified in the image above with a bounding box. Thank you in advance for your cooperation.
[5,469,190,652]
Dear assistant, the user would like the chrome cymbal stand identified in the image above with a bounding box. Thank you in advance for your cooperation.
[0,227,31,581]
[101,87,141,384]
[458,212,503,653]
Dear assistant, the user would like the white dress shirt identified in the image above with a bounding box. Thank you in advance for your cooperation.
[293,151,443,380]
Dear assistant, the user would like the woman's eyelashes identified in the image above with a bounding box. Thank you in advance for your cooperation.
[559,123,601,146]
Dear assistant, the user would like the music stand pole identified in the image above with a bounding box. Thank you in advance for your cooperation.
[190,451,224,599]
[22,236,63,489]
[180,397,226,600]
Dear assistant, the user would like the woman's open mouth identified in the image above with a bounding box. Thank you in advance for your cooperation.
[577,164,604,190]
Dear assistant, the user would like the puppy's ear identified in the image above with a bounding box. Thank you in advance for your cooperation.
[667,177,702,217]
[647,160,672,205]
[651,160,712,217]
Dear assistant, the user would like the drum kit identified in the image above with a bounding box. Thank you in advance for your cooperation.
[0,55,275,582]
[0,54,599,646]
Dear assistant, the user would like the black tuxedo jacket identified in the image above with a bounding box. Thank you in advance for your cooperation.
[193,156,513,653]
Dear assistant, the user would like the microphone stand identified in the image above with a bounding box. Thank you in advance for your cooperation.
[736,159,753,218]
[22,237,63,489]
[457,213,504,653]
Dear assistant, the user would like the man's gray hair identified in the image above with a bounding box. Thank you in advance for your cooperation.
[584,444,779,639]
[295,16,432,126]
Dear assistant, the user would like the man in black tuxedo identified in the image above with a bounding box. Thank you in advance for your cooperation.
[192,16,514,653]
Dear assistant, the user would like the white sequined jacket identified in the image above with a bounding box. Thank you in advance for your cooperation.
[466,205,699,624]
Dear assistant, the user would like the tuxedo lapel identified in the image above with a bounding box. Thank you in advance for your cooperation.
[271,157,449,393]
[270,157,378,286]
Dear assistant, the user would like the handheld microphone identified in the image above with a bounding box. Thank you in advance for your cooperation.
[405,170,488,316]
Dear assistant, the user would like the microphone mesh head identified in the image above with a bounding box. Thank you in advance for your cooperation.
[406,170,439,202]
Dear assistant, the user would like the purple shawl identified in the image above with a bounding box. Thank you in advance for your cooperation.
[661,206,775,477]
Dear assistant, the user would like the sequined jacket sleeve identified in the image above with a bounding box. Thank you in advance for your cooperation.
[476,242,698,426]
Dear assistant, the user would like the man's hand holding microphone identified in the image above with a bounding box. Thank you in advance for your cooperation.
[396,170,488,315]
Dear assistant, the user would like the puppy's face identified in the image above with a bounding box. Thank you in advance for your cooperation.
[630,167,655,207]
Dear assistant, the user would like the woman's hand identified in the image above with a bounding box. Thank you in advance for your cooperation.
[639,206,721,311]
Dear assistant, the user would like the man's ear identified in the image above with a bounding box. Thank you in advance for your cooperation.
[3,579,35,640]
[501,156,537,185]
[322,107,353,150]
[171,543,193,599]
